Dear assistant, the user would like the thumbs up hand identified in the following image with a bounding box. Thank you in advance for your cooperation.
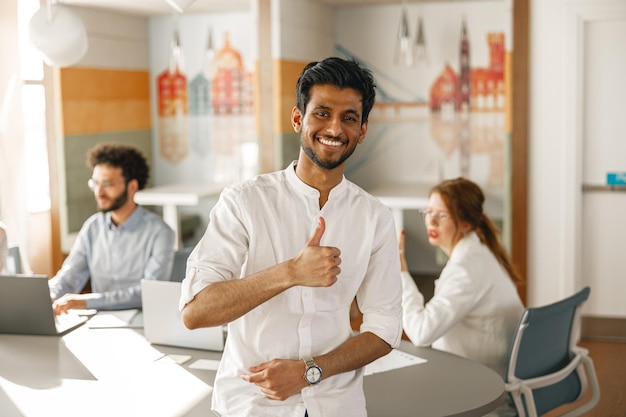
[291,217,341,288]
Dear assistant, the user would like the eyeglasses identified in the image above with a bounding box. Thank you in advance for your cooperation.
[419,209,452,223]
[87,178,124,191]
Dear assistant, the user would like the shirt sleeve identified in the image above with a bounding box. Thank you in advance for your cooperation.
[48,223,92,300]
[180,188,246,310]
[356,214,403,349]
[401,260,482,346]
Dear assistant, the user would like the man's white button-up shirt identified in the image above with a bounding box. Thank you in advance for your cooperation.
[180,162,402,417]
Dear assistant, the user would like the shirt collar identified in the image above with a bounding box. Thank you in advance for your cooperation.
[104,205,145,231]
[449,230,480,260]
[284,160,348,200]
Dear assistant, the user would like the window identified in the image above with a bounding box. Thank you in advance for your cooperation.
[18,0,50,213]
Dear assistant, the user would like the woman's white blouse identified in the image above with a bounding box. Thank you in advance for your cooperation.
[401,231,523,378]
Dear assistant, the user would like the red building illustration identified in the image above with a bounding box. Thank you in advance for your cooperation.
[429,23,505,113]
[429,64,459,113]
[471,32,505,111]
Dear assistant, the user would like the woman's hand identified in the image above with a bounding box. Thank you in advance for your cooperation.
[399,230,409,272]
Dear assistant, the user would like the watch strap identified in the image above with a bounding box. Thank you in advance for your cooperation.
[303,357,322,385]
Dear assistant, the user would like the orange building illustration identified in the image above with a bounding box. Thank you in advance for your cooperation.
[212,32,254,115]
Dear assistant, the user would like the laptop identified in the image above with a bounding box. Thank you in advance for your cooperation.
[141,279,225,351]
[0,274,87,335]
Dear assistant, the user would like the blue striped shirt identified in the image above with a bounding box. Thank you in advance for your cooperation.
[49,205,175,310]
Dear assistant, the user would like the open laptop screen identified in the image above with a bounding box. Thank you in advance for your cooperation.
[0,274,86,335]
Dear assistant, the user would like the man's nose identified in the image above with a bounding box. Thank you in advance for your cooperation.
[324,116,343,137]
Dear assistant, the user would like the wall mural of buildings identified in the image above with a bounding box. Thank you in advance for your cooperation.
[337,2,512,208]
[149,13,257,187]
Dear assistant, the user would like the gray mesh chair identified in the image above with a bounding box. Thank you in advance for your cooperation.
[7,245,22,274]
[504,286,600,417]
[170,246,193,282]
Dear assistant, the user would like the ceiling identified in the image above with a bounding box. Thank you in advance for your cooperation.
[59,0,420,16]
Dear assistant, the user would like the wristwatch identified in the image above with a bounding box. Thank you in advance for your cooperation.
[303,357,322,385]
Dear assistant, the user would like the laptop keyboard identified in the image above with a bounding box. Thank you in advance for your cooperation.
[55,312,86,332]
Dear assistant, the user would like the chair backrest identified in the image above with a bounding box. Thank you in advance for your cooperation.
[505,286,591,416]
[170,246,193,282]
[7,246,22,274]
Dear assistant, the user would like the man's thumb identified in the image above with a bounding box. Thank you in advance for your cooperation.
[306,217,325,247]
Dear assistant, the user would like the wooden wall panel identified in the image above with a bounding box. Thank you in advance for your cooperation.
[60,67,151,135]
[274,59,306,134]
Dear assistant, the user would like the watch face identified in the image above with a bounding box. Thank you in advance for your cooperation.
[306,365,322,384]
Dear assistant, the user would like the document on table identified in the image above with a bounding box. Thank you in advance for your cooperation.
[189,359,221,371]
[87,309,143,328]
[364,349,427,376]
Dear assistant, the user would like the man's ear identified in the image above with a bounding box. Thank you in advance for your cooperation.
[291,107,302,133]
[357,120,368,144]
[127,178,139,194]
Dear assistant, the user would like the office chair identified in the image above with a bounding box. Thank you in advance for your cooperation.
[7,245,23,274]
[170,246,193,282]
[504,286,600,417]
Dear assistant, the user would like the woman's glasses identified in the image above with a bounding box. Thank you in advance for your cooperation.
[419,209,451,223]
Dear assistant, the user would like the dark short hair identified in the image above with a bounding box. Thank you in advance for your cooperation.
[87,143,150,190]
[295,57,376,125]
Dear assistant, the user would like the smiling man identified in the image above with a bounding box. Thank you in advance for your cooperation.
[180,57,403,417]
[49,143,174,314]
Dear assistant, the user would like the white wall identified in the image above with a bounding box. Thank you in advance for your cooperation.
[272,0,334,60]
[73,7,149,70]
[528,0,626,318]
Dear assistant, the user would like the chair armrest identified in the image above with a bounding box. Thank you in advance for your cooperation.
[510,350,584,390]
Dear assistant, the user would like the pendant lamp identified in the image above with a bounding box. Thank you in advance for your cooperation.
[166,0,197,14]
[414,16,428,65]
[394,3,413,67]
[28,1,88,67]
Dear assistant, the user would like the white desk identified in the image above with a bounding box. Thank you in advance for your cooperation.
[134,182,227,249]
[0,323,504,417]
[368,182,432,234]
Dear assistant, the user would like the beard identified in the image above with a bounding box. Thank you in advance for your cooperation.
[99,185,128,213]
[301,135,357,171]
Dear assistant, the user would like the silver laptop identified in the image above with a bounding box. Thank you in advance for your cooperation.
[0,274,87,335]
[141,279,225,351]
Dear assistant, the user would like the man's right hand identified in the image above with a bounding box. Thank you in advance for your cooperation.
[290,217,341,288]
[52,293,88,315]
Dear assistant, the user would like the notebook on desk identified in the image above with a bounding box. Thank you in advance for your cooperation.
[141,279,225,351]
[0,274,87,335]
